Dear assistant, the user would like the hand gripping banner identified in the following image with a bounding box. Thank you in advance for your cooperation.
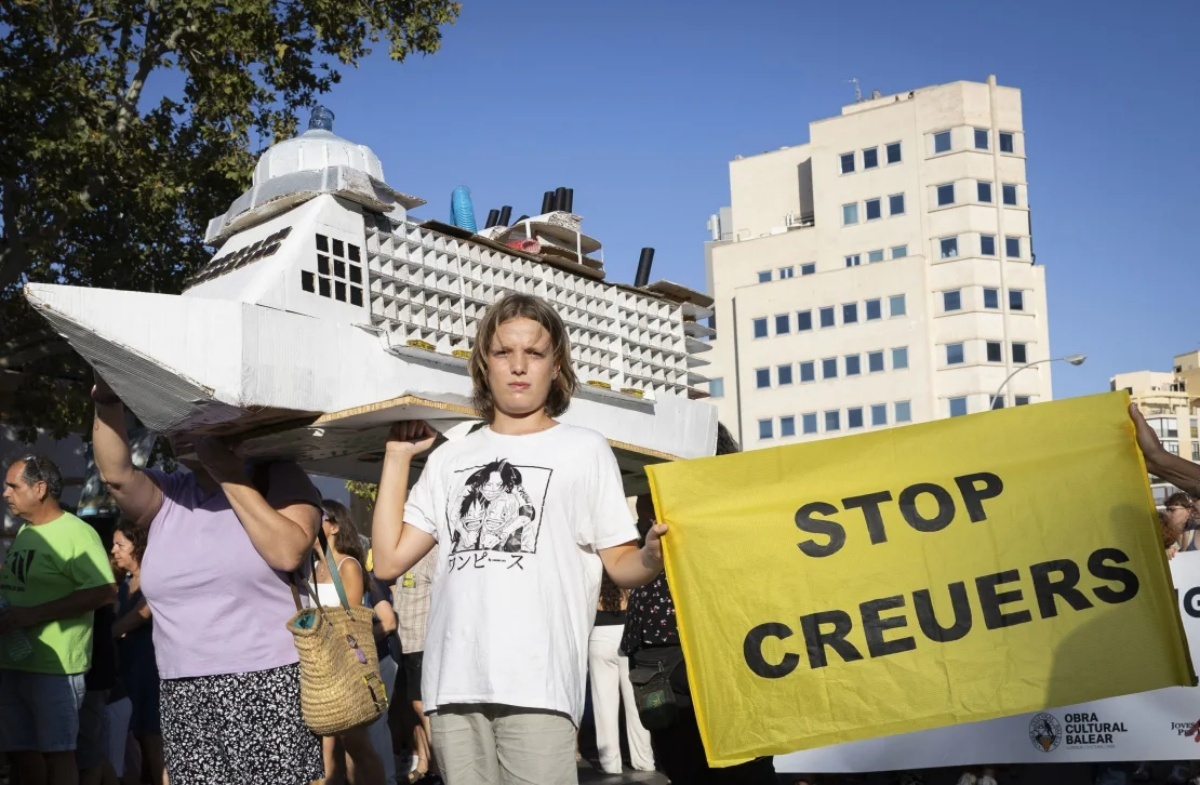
[645,392,1193,765]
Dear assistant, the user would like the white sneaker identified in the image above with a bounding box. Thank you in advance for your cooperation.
[957,774,978,785]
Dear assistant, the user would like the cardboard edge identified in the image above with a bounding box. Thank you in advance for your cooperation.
[315,395,681,463]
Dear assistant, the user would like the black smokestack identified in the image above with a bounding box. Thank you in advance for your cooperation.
[563,188,574,213]
[634,247,655,287]
[497,205,512,226]
[513,214,529,225]
[541,191,555,214]
[554,186,568,212]
[484,209,500,229]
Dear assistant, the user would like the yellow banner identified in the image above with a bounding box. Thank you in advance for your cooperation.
[646,392,1193,765]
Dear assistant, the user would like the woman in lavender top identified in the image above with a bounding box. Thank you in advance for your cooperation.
[92,376,324,785]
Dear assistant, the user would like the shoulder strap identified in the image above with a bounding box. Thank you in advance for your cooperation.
[315,529,351,611]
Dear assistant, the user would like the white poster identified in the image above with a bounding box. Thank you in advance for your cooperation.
[776,552,1200,772]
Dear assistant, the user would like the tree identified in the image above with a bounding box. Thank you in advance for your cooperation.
[0,0,460,439]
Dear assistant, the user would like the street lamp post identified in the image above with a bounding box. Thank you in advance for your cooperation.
[990,355,1087,410]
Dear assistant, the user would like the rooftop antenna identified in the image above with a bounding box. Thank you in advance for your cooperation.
[847,77,862,103]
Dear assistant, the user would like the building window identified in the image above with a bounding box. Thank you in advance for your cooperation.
[802,413,818,434]
[1005,236,1021,258]
[871,404,888,426]
[840,152,856,174]
[753,317,768,338]
[775,314,791,335]
[863,147,879,169]
[825,410,841,432]
[977,181,993,203]
[946,343,965,365]
[943,290,962,312]
[755,368,771,388]
[940,237,959,259]
[895,401,912,423]
[822,357,838,379]
[848,407,864,429]
[797,310,813,331]
[936,183,955,206]
[933,130,951,154]
[886,141,902,164]
[1014,396,1030,407]
[986,341,1002,362]
[888,193,906,216]
[1002,183,1018,206]
[1009,289,1025,311]
[868,351,885,373]
[759,419,774,440]
[865,198,882,221]
[799,361,815,382]
[892,346,909,370]
[981,234,996,256]
[845,254,861,268]
[983,288,999,309]
[866,299,882,320]
[709,378,725,398]
[800,263,816,276]
[780,416,796,437]
[891,244,908,259]
[1012,342,1028,364]
[843,303,858,324]
[949,397,968,417]
[992,397,1005,410]
[757,271,771,283]
[1192,442,1199,461]
[779,266,795,279]
[889,294,906,316]
[974,128,989,150]
[778,364,794,385]
[820,307,835,328]
[868,249,885,263]
[845,354,862,376]
[999,132,1015,153]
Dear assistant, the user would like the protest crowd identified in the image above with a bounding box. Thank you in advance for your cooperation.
[0,292,1197,785]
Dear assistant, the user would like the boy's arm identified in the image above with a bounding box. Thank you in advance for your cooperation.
[372,421,439,581]
[598,523,668,589]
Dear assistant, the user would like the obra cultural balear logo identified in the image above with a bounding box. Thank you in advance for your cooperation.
[1029,713,1062,752]
[1030,712,1129,752]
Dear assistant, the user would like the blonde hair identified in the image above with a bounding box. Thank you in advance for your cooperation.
[468,293,578,422]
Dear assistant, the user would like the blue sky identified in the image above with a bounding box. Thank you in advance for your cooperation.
[323,0,1197,400]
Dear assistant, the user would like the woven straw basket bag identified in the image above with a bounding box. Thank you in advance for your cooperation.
[287,543,388,736]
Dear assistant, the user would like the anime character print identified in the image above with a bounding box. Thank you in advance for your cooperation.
[447,459,551,555]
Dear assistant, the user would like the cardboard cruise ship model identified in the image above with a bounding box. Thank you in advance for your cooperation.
[25,108,717,490]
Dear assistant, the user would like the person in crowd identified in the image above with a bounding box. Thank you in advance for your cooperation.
[109,520,166,785]
[372,293,666,785]
[621,423,777,785]
[587,572,653,775]
[1161,492,1195,558]
[395,545,438,783]
[0,455,117,785]
[77,578,119,785]
[100,552,134,785]
[312,500,386,785]
[364,569,400,785]
[91,376,324,785]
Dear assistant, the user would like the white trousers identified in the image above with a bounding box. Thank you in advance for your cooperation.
[587,623,654,774]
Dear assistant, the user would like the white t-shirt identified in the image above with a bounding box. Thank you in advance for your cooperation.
[404,422,637,724]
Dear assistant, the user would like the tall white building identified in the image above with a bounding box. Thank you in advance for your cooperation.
[703,76,1052,447]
